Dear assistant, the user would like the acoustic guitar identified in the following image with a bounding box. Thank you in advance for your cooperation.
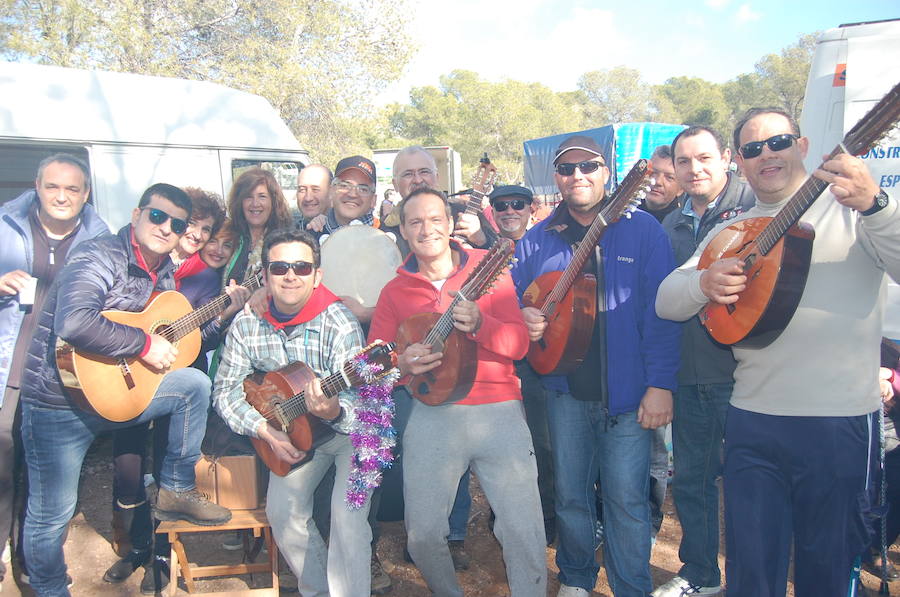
[698,80,900,348]
[56,272,263,421]
[522,160,653,375]
[243,340,397,477]
[452,153,497,246]
[396,238,516,405]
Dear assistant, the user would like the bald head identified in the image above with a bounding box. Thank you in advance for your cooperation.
[297,164,333,219]
[392,146,438,199]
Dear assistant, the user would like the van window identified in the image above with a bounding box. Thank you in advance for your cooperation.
[231,160,301,197]
[0,144,91,206]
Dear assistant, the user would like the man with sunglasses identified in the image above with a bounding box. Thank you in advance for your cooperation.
[652,126,755,597]
[513,135,681,597]
[657,108,900,596]
[212,228,373,596]
[18,183,232,596]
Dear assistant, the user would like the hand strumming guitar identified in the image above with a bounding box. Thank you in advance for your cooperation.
[521,306,547,342]
[699,258,747,305]
[140,334,179,371]
[399,342,442,377]
[257,421,305,465]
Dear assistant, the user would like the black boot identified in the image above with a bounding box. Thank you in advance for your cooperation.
[140,556,170,595]
[103,548,151,583]
[105,500,153,583]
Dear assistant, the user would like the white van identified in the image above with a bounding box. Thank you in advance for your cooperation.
[799,18,900,339]
[0,61,309,229]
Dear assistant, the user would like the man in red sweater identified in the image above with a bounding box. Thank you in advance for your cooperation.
[368,188,546,597]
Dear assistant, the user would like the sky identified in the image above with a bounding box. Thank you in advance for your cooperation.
[377,0,897,104]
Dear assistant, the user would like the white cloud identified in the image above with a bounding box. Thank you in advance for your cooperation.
[736,3,762,23]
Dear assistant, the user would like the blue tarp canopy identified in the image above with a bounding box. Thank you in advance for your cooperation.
[523,122,686,195]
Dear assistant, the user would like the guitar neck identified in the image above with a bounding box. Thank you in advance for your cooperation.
[756,174,830,255]
[423,294,466,346]
[463,190,487,216]
[164,273,262,342]
[276,366,350,421]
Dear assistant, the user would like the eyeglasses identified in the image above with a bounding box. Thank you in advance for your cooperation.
[739,134,799,159]
[267,261,315,276]
[492,199,530,212]
[141,207,188,235]
[555,161,605,176]
[398,168,436,181]
[332,180,375,195]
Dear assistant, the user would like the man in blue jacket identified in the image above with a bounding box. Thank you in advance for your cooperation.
[19,183,231,596]
[0,154,109,590]
[513,135,681,597]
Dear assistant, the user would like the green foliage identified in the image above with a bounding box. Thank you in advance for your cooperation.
[0,0,415,166]
[654,76,732,137]
[577,67,654,125]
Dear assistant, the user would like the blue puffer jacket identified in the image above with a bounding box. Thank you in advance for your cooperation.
[512,204,681,416]
[0,190,109,404]
[22,225,177,410]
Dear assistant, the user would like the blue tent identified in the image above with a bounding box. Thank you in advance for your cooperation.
[523,122,686,195]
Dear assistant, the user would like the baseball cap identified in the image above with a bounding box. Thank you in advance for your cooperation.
[335,155,376,184]
[489,185,534,203]
[553,135,606,165]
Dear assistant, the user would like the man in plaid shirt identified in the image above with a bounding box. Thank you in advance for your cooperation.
[212,228,371,597]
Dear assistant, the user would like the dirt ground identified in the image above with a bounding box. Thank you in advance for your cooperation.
[2,434,899,596]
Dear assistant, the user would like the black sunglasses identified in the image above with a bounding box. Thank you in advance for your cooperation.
[739,134,799,159]
[142,207,188,235]
[492,199,530,212]
[555,160,605,176]
[267,260,315,276]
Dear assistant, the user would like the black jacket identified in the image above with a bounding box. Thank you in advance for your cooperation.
[661,173,756,385]
[22,225,177,409]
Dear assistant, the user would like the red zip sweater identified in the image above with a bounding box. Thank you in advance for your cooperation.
[368,243,527,405]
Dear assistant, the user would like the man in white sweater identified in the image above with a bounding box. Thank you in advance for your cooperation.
[656,107,900,596]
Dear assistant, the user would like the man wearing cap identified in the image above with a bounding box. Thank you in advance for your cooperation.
[640,145,684,223]
[320,156,378,237]
[513,135,681,597]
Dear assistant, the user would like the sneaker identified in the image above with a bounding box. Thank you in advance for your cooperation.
[652,575,721,596]
[222,530,244,551]
[557,585,590,597]
[370,552,391,595]
[154,488,232,526]
[140,557,170,595]
[448,540,470,571]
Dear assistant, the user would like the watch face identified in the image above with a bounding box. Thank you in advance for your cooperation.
[878,190,889,207]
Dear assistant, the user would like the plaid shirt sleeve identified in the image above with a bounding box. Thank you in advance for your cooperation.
[212,311,268,438]
[319,302,366,434]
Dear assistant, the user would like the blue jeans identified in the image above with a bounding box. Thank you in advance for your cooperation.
[671,382,731,588]
[546,391,651,596]
[21,368,210,597]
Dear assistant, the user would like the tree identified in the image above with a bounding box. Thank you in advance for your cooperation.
[577,67,654,125]
[389,70,585,183]
[753,33,819,121]
[0,0,415,165]
[654,76,732,136]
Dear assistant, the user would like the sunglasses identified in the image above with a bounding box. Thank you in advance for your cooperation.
[739,134,799,159]
[141,207,188,235]
[492,199,530,212]
[267,260,315,276]
[555,160,605,176]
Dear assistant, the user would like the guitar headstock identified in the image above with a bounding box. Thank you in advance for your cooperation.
[842,80,900,157]
[459,237,515,301]
[603,159,653,222]
[469,153,498,199]
[347,340,399,386]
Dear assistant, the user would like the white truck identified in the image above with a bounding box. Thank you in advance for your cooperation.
[0,61,310,229]
[798,18,900,339]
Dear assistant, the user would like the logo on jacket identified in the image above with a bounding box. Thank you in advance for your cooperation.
[718,207,746,222]
[617,255,634,264]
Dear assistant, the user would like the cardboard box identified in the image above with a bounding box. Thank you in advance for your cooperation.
[195,454,268,510]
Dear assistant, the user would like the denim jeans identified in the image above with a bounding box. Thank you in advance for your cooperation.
[546,390,651,596]
[21,367,210,597]
[671,382,731,588]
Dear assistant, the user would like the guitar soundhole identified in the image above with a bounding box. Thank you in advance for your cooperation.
[154,323,171,336]
[417,382,430,395]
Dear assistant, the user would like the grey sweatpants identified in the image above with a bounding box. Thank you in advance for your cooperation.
[403,398,547,597]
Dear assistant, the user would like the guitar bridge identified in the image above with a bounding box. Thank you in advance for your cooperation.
[273,403,290,432]
[118,360,136,390]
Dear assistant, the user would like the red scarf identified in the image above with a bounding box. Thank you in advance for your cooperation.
[262,284,341,330]
[173,253,208,289]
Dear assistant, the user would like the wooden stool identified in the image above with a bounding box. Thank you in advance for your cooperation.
[156,508,279,596]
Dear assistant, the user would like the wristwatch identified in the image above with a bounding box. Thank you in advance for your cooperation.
[860,189,889,216]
